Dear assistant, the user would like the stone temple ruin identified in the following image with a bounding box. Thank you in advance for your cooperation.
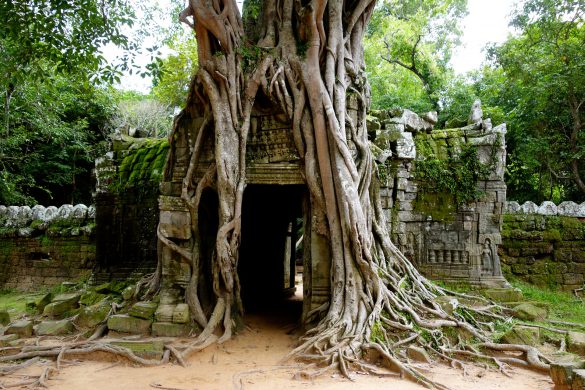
[153,100,509,323]
[0,101,511,331]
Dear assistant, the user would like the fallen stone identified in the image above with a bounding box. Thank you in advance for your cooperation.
[36,319,74,336]
[573,369,585,390]
[76,303,110,328]
[172,304,189,324]
[569,332,585,357]
[95,281,128,295]
[107,314,152,335]
[0,334,19,347]
[406,346,432,364]
[550,362,584,387]
[31,293,53,313]
[43,298,80,319]
[152,322,191,337]
[501,325,540,346]
[53,292,82,303]
[122,286,135,301]
[129,301,158,320]
[155,304,174,323]
[110,339,164,360]
[5,320,33,337]
[0,311,10,326]
[482,288,523,303]
[511,303,548,322]
[79,291,108,306]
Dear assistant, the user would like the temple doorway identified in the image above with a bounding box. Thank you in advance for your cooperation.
[238,184,305,315]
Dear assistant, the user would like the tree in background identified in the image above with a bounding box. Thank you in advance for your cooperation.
[0,0,136,205]
[365,0,467,115]
[152,36,199,109]
[0,68,115,205]
[488,0,584,202]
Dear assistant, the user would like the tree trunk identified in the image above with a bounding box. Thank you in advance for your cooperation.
[156,0,550,384]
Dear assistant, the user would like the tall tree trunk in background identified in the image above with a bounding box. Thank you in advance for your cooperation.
[155,0,550,384]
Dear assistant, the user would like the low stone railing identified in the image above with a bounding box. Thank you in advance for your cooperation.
[0,204,96,290]
[0,204,95,237]
[505,201,585,217]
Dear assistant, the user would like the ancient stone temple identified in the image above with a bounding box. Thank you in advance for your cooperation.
[154,100,509,322]
[370,104,509,288]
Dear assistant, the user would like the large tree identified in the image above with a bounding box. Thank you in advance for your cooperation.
[153,0,550,384]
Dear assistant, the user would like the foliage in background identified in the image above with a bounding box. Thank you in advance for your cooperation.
[0,68,115,205]
[108,91,173,138]
[152,37,199,109]
[365,0,467,115]
[487,0,585,202]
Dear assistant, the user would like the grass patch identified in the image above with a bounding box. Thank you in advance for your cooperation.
[510,280,585,326]
[0,289,46,318]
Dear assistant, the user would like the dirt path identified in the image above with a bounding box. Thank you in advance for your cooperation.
[1,289,554,390]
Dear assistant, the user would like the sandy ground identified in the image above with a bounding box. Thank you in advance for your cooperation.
[1,287,554,390]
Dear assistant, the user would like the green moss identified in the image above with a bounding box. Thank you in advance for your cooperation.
[413,136,491,207]
[414,192,456,221]
[110,138,169,196]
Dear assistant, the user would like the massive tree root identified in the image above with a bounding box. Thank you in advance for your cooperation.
[151,0,553,387]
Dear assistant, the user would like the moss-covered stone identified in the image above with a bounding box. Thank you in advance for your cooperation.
[129,301,158,320]
[151,322,191,337]
[5,320,33,337]
[79,291,108,306]
[36,319,74,336]
[569,332,585,357]
[107,314,152,335]
[511,303,548,321]
[0,334,19,347]
[500,325,540,346]
[76,303,110,328]
[482,288,523,303]
[110,339,163,360]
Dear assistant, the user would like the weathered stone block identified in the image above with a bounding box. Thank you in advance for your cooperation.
[76,303,110,328]
[43,298,79,318]
[501,325,540,346]
[110,339,163,360]
[550,362,584,387]
[129,301,158,320]
[0,334,19,346]
[482,288,523,302]
[159,210,191,240]
[36,319,74,336]
[172,303,189,324]
[79,291,107,306]
[573,369,585,390]
[107,314,151,335]
[569,332,585,357]
[152,322,191,337]
[5,320,33,337]
[511,303,548,322]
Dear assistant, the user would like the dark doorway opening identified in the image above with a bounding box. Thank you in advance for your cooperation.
[238,184,304,315]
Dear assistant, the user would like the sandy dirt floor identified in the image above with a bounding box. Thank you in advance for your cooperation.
[1,288,554,390]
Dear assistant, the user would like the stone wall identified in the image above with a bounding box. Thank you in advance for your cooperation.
[370,104,509,287]
[500,201,585,291]
[93,136,168,282]
[0,205,95,290]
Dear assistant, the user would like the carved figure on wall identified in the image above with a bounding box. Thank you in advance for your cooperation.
[481,238,493,274]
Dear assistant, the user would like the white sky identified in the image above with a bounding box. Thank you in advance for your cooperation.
[112,0,517,91]
[451,0,516,74]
